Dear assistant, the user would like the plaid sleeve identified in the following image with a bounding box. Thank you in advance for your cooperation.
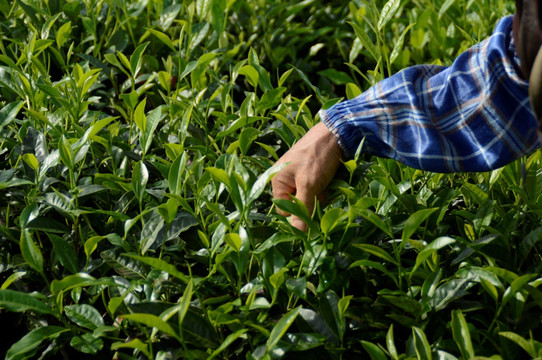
[320,16,539,173]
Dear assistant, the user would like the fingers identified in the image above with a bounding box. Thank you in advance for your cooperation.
[270,122,343,231]
[291,185,316,231]
[271,167,296,216]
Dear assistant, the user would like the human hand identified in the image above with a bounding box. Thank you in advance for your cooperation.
[271,122,343,231]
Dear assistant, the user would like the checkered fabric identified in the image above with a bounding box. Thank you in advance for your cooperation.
[320,16,540,172]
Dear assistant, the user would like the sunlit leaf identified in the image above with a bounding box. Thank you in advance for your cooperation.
[6,326,68,360]
[266,306,302,351]
[65,304,105,330]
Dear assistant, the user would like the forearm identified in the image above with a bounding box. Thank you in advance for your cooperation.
[321,16,539,173]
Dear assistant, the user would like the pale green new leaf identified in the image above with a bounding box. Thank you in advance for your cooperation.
[378,0,400,31]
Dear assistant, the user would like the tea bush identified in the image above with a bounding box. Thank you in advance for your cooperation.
[0,0,541,359]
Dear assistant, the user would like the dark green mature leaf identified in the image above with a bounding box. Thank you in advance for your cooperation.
[122,313,179,340]
[20,230,43,274]
[140,212,165,254]
[353,244,398,265]
[499,332,542,358]
[0,101,23,130]
[361,340,388,360]
[318,69,353,85]
[412,236,455,273]
[412,326,432,360]
[430,279,474,311]
[124,253,189,283]
[356,208,393,238]
[0,289,55,316]
[101,250,146,279]
[65,304,105,330]
[266,306,302,351]
[132,160,148,204]
[179,279,193,328]
[6,326,68,360]
[48,234,79,274]
[402,208,438,242]
[70,333,104,354]
[168,152,188,196]
[209,329,248,359]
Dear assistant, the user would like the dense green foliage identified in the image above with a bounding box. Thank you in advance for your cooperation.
[0,0,541,359]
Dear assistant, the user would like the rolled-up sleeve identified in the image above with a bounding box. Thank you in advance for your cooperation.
[320,16,539,173]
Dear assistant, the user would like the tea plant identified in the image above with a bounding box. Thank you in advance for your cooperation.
[0,0,541,359]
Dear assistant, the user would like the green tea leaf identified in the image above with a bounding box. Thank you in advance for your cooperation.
[56,21,72,48]
[451,310,475,359]
[387,324,399,360]
[247,162,286,205]
[179,279,193,327]
[0,101,23,131]
[266,306,302,351]
[134,99,147,133]
[346,83,362,100]
[65,304,105,330]
[378,0,400,30]
[111,338,151,359]
[349,22,378,61]
[22,153,39,171]
[70,333,104,355]
[122,313,179,340]
[20,230,43,274]
[48,234,79,274]
[439,0,458,19]
[6,326,68,360]
[0,289,55,316]
[318,69,353,85]
[58,135,74,170]
[353,244,398,265]
[361,340,388,360]
[209,329,248,359]
[147,29,176,52]
[412,326,432,360]
[356,208,393,238]
[412,236,455,273]
[238,65,259,89]
[390,23,414,65]
[124,253,189,283]
[402,208,438,242]
[132,160,148,203]
[499,332,538,358]
[130,42,149,79]
[321,208,348,236]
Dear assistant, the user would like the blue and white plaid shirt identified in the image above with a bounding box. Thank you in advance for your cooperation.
[320,16,540,172]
